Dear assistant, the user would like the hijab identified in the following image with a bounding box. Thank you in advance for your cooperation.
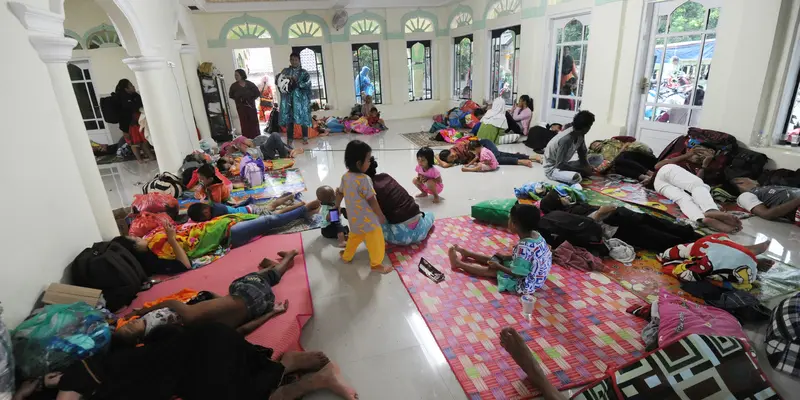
[480,97,508,129]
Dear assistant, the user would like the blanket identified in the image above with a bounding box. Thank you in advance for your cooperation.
[145,214,258,259]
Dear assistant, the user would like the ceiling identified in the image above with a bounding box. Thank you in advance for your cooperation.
[187,0,455,12]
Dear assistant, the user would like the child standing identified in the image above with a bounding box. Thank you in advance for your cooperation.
[336,140,389,272]
[448,203,552,295]
[461,140,499,172]
[412,147,443,203]
[316,185,348,247]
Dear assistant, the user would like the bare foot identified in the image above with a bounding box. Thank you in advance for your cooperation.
[432,195,441,204]
[747,240,772,256]
[640,175,653,186]
[757,258,775,272]
[277,249,299,260]
[415,192,428,198]
[530,154,543,163]
[448,246,460,270]
[259,258,278,270]
[704,210,742,229]
[281,351,330,374]
[305,200,322,216]
[340,250,351,263]
[701,217,738,233]
[519,159,533,168]
[316,363,359,400]
[337,241,347,248]
[371,264,394,274]
[500,328,537,375]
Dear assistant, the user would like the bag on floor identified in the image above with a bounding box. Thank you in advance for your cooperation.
[71,241,148,311]
[538,211,606,255]
[239,154,265,187]
[724,148,768,181]
[128,211,175,238]
[143,172,183,198]
[525,126,558,153]
[131,193,179,216]
[11,303,111,380]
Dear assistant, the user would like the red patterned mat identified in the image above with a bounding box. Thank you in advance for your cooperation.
[388,216,647,399]
[582,176,686,219]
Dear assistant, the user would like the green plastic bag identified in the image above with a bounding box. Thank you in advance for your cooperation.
[12,302,111,379]
[471,198,518,225]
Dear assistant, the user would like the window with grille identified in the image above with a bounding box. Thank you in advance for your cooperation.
[453,35,473,100]
[292,45,327,108]
[489,26,520,105]
[407,40,432,101]
[352,43,382,104]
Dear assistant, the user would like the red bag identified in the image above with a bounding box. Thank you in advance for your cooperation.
[128,212,174,237]
[460,100,479,113]
[131,193,178,214]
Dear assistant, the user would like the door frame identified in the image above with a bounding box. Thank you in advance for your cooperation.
[540,9,592,125]
[68,57,112,144]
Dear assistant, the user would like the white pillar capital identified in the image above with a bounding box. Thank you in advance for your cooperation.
[179,45,199,55]
[124,56,167,72]
[31,34,77,64]
[7,2,64,35]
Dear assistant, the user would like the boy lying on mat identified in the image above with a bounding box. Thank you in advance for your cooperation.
[448,203,553,294]
[186,193,305,222]
[115,250,299,344]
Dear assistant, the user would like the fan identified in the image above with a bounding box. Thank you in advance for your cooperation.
[332,9,348,31]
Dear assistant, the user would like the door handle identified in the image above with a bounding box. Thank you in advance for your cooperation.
[639,77,649,94]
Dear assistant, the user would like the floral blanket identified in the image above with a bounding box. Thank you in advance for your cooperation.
[144,214,257,259]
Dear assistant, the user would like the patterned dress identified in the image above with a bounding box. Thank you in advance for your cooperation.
[497,233,553,295]
[277,66,312,127]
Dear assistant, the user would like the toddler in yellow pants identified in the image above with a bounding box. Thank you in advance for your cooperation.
[336,140,391,273]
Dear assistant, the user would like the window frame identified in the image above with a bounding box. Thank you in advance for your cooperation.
[453,34,473,100]
[291,45,328,108]
[407,40,433,101]
[352,43,383,104]
[544,15,591,122]
[772,15,800,146]
[489,25,521,106]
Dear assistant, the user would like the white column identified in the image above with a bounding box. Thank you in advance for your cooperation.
[8,2,118,240]
[180,45,212,140]
[169,41,199,151]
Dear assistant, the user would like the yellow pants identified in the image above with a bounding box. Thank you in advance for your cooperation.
[341,227,385,268]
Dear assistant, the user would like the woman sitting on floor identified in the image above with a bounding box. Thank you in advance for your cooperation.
[476,97,511,144]
[13,323,357,400]
[448,203,552,295]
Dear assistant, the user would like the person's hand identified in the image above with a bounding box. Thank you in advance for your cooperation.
[273,299,289,314]
[164,222,177,240]
[701,155,713,168]
[335,187,342,198]
[13,379,40,398]
[378,215,386,225]
[43,372,63,388]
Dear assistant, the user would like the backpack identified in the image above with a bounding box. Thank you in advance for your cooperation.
[525,125,558,153]
[70,241,148,311]
[100,94,121,124]
[143,172,183,198]
[538,211,607,256]
[724,148,768,182]
[658,128,738,186]
[240,155,265,188]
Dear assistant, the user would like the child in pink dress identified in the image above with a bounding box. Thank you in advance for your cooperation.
[412,147,443,203]
[461,140,499,172]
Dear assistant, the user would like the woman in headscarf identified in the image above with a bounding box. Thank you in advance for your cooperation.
[354,66,374,100]
[229,69,261,139]
[476,97,509,143]
[278,52,312,145]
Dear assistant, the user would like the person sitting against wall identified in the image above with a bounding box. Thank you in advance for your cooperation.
[505,95,533,135]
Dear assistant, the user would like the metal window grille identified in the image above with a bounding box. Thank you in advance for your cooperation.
[407,40,432,101]
[291,45,327,107]
[490,25,521,105]
[352,43,382,104]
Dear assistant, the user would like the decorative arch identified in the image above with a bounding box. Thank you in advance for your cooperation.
[485,0,521,20]
[400,10,439,35]
[84,23,122,49]
[209,14,278,48]
[282,12,330,42]
[64,29,83,50]
[350,19,382,35]
[345,11,387,40]
[449,5,474,29]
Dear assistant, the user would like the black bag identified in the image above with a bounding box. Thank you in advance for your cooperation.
[71,241,148,311]
[525,126,558,153]
[724,148,768,181]
[538,211,607,255]
[143,172,183,198]
[100,94,121,124]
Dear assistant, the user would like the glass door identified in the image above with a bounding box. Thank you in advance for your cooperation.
[544,14,591,125]
[68,61,109,143]
[633,0,721,154]
[489,25,520,105]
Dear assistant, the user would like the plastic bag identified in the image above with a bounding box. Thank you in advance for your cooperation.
[128,211,175,237]
[12,303,111,379]
[131,193,179,214]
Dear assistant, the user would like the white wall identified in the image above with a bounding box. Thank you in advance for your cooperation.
[1,0,103,327]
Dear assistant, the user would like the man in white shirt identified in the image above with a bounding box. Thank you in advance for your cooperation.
[733,177,800,222]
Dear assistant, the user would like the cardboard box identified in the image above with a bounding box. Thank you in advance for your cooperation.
[42,283,102,307]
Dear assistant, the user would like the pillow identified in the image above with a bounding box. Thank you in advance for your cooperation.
[471,198,517,225]
[497,133,521,144]
[657,289,745,346]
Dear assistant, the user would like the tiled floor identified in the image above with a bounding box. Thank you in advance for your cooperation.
[101,118,800,399]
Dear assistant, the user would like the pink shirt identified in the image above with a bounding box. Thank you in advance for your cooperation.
[415,164,441,180]
[479,148,499,170]
[511,107,532,134]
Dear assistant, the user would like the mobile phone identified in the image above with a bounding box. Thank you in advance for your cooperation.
[329,209,340,223]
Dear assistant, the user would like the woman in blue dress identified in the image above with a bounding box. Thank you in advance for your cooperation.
[277,52,312,145]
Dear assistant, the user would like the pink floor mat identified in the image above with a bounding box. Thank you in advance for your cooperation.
[388,216,647,399]
[121,233,313,357]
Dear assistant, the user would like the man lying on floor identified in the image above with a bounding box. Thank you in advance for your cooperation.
[114,249,299,344]
[732,177,800,223]
[13,323,357,400]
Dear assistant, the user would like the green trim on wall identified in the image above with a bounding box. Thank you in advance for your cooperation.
[208,13,278,48]
[400,9,440,37]
[447,4,475,30]
[484,0,522,21]
[64,29,83,49]
[595,0,624,5]
[522,5,546,19]
[83,23,121,49]
[387,32,404,40]
[280,11,331,45]
[344,11,389,41]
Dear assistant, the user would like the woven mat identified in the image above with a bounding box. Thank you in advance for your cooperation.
[179,168,307,212]
[602,250,800,304]
[388,216,646,399]
[400,131,450,148]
